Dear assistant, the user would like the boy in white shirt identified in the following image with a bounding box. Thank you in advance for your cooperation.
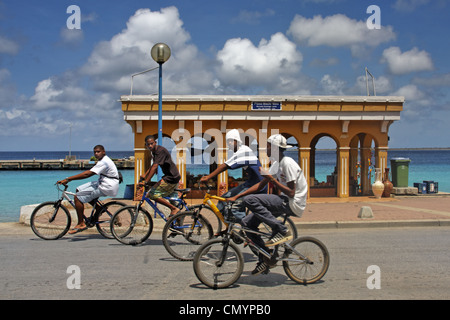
[227,134,308,274]
[57,145,120,234]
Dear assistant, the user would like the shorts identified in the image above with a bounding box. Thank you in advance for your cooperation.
[147,180,178,200]
[76,181,106,204]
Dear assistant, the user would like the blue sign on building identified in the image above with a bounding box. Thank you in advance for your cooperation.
[251,102,282,110]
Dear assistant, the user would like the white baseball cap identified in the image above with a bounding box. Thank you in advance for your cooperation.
[267,134,292,149]
[226,129,242,143]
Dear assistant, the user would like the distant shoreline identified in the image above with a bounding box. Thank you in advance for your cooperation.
[1,147,450,154]
[309,147,450,151]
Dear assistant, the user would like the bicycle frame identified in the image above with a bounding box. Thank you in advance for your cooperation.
[55,184,113,225]
[226,220,309,263]
[136,188,190,221]
[201,191,228,223]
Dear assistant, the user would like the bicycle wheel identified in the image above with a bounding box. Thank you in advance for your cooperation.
[162,211,213,261]
[193,238,244,289]
[188,205,222,235]
[30,201,71,240]
[282,236,330,285]
[259,216,298,239]
[95,201,128,239]
[110,206,153,245]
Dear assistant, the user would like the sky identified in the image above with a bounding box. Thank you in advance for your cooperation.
[0,0,449,151]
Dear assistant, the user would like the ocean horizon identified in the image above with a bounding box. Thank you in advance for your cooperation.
[1,149,449,223]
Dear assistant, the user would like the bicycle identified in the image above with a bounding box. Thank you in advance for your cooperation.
[30,184,127,240]
[162,184,298,261]
[110,184,219,245]
[192,211,330,289]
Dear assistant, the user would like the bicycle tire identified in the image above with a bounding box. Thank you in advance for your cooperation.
[30,201,71,240]
[245,216,298,258]
[282,236,330,285]
[110,205,153,245]
[193,238,244,289]
[259,216,298,239]
[187,205,222,235]
[162,211,214,261]
[95,201,128,239]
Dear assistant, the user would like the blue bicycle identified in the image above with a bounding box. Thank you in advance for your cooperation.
[109,185,188,245]
[110,185,220,246]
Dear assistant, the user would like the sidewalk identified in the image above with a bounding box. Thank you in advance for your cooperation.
[295,193,450,229]
[2,194,450,236]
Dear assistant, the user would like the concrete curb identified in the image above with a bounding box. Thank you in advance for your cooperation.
[297,219,450,229]
[5,219,449,237]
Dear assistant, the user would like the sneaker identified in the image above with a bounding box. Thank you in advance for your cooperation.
[251,261,269,275]
[265,230,293,247]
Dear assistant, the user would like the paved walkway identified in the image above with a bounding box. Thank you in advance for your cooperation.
[295,194,450,229]
[2,194,450,235]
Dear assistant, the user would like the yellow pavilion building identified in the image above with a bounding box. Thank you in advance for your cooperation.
[120,95,404,198]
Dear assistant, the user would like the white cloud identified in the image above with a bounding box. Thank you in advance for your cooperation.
[215,32,303,92]
[80,7,214,94]
[320,74,346,95]
[393,84,427,103]
[0,35,19,55]
[287,14,396,56]
[392,84,432,119]
[381,47,434,75]
[59,28,84,46]
[30,79,64,110]
[355,75,393,95]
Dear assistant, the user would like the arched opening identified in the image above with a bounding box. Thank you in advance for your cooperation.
[349,133,378,196]
[185,135,216,194]
[146,134,176,183]
[310,134,338,197]
[226,131,259,189]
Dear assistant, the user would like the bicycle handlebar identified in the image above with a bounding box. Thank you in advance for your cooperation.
[198,181,213,192]
[55,182,69,192]
[198,181,235,203]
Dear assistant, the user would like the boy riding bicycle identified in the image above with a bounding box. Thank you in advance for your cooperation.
[138,135,182,217]
[200,129,267,223]
[56,145,120,234]
[227,134,308,275]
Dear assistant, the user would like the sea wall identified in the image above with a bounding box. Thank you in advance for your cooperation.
[0,159,134,170]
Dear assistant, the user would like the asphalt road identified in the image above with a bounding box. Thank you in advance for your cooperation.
[1,226,449,301]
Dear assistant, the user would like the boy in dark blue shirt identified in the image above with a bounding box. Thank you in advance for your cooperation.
[200,129,267,222]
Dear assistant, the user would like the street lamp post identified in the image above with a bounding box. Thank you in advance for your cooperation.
[151,43,171,180]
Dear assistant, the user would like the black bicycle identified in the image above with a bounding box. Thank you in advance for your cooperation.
[30,184,127,240]
[193,207,330,289]
[162,184,298,261]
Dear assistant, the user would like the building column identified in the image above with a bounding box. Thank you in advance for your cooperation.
[375,147,388,175]
[349,146,359,196]
[360,147,372,196]
[217,147,228,196]
[337,147,350,198]
[176,147,187,189]
[134,148,146,194]
[299,147,311,198]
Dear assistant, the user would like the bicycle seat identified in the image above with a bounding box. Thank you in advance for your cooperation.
[175,188,191,194]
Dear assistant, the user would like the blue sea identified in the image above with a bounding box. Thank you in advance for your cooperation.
[1,149,449,222]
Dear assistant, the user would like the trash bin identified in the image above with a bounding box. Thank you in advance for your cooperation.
[124,184,135,199]
[423,181,436,194]
[390,158,411,187]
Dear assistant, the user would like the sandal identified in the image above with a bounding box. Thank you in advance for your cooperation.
[68,226,88,234]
